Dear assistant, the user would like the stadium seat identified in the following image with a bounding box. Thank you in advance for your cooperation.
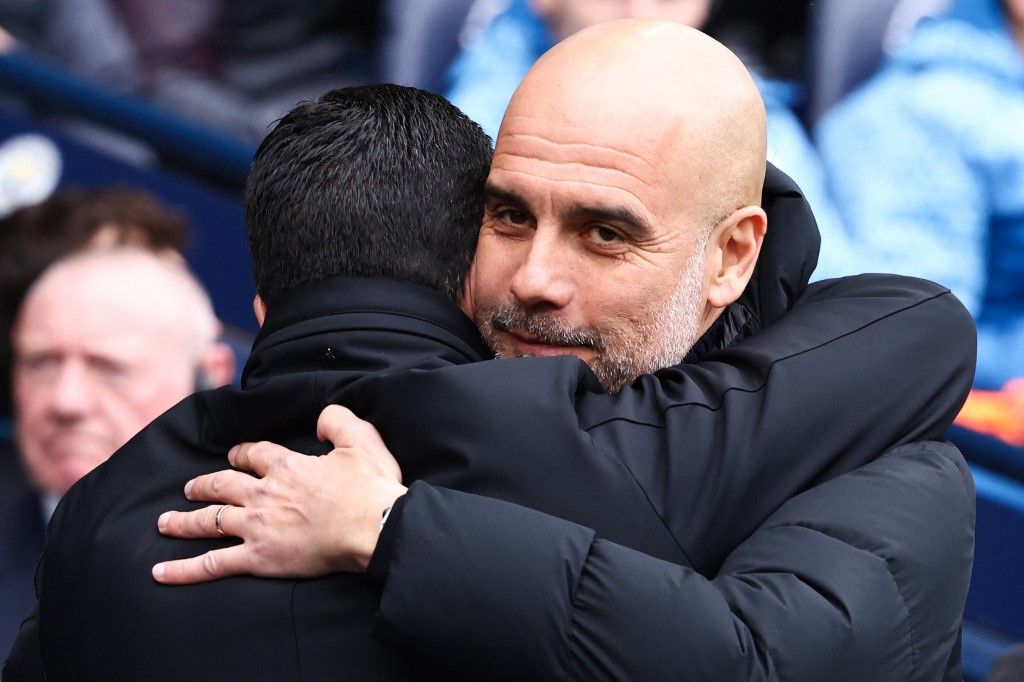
[803,0,950,124]
[377,0,479,94]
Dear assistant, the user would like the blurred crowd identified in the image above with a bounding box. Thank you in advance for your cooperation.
[0,0,1023,674]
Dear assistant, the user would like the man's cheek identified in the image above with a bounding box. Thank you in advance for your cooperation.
[467,264,503,313]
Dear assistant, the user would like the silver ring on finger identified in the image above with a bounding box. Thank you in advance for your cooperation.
[215,504,229,537]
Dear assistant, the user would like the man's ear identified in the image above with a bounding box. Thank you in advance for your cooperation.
[196,342,237,389]
[705,205,767,309]
[253,295,267,327]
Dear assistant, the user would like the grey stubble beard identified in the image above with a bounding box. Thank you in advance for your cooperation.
[476,240,708,392]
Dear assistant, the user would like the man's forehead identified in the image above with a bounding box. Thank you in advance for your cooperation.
[15,291,179,358]
[496,112,673,170]
[490,113,695,223]
[15,317,160,359]
[495,120,655,182]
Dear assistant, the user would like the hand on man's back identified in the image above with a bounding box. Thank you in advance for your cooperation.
[153,405,406,584]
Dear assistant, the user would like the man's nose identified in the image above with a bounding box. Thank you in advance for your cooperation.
[47,362,94,419]
[509,232,574,309]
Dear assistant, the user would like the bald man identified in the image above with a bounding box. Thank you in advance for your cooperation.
[468,20,769,390]
[0,248,233,659]
[10,43,971,682]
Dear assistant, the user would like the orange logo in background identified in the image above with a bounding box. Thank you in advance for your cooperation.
[955,378,1024,447]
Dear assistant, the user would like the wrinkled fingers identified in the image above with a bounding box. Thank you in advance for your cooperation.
[229,440,300,476]
[184,468,257,505]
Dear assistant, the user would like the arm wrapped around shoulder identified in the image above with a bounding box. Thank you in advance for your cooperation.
[784,272,977,437]
[372,441,973,681]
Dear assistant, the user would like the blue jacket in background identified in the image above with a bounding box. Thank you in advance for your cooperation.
[816,0,1024,389]
[445,0,842,244]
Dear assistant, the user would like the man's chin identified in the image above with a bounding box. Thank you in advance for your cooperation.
[50,458,109,496]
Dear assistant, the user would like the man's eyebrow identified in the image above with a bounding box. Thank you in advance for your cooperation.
[483,183,527,208]
[484,183,655,240]
[565,204,655,241]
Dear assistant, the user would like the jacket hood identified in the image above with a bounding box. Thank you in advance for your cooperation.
[892,0,1024,84]
[687,162,820,359]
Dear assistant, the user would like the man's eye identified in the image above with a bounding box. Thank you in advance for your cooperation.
[499,209,530,225]
[91,357,130,383]
[17,354,57,376]
[588,225,624,245]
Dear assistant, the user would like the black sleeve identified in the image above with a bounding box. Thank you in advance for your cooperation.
[359,273,973,677]
[581,274,976,570]
[373,442,974,681]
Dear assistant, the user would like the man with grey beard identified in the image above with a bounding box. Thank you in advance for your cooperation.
[143,23,976,681]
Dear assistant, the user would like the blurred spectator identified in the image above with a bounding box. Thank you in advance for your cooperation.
[816,0,1024,391]
[0,187,188,423]
[443,0,841,239]
[0,186,192,553]
[0,248,233,660]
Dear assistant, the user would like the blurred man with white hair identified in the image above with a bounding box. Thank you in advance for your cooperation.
[0,248,233,659]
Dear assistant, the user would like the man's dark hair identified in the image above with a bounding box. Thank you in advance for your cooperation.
[245,84,493,303]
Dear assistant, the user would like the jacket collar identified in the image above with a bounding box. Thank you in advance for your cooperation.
[242,277,490,386]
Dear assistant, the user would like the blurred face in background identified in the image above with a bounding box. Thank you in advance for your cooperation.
[11,251,222,497]
[1009,0,1024,22]
[529,0,713,40]
[1007,0,1024,47]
